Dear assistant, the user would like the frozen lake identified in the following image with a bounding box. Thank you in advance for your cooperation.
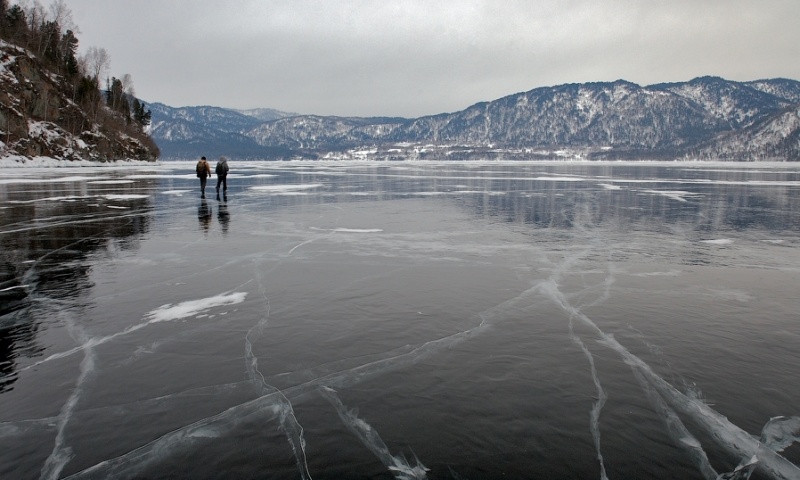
[1,160,800,479]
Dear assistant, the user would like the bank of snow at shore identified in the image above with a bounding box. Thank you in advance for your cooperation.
[0,155,161,168]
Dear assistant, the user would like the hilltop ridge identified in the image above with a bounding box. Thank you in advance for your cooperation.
[151,77,800,161]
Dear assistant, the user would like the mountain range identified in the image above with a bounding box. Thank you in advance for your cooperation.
[148,76,800,161]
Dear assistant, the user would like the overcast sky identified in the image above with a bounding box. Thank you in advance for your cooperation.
[62,0,800,118]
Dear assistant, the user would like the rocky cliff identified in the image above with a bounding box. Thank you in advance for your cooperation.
[0,40,159,162]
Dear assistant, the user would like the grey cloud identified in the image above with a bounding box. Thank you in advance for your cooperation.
[65,0,800,117]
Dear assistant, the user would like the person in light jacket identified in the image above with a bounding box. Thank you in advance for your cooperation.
[196,156,212,197]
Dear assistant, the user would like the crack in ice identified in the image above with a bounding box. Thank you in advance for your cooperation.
[319,386,429,479]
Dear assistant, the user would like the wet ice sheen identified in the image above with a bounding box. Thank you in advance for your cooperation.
[1,161,799,479]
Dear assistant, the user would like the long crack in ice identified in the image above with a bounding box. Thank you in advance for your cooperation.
[319,386,428,479]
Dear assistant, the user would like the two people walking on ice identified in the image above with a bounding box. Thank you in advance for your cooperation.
[196,156,229,199]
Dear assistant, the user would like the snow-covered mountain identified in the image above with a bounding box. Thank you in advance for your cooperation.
[148,103,299,159]
[235,107,299,122]
[149,77,800,161]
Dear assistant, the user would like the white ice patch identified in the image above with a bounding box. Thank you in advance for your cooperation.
[641,189,697,202]
[701,239,733,245]
[106,205,129,210]
[706,288,753,302]
[124,174,197,179]
[598,183,622,190]
[250,184,323,192]
[7,196,91,204]
[102,194,149,200]
[310,227,384,233]
[632,270,683,277]
[88,180,134,185]
[531,176,586,182]
[145,292,248,323]
[0,175,96,185]
[160,190,192,196]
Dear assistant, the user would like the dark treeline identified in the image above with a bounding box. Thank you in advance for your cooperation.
[0,0,156,152]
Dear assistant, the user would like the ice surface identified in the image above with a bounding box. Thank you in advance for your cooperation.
[1,160,800,479]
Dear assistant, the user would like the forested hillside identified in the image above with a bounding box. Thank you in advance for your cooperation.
[0,0,159,162]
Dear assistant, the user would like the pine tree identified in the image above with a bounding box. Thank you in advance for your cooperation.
[0,0,8,36]
[60,29,78,76]
[6,4,27,44]
[132,98,152,129]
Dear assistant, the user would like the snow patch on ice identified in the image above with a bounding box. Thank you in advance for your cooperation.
[0,157,158,168]
[7,195,91,203]
[145,292,248,323]
[251,184,323,192]
[161,190,192,196]
[701,239,733,245]
[101,194,149,201]
[531,176,586,182]
[310,227,383,233]
[632,270,683,277]
[641,189,698,202]
[0,175,96,185]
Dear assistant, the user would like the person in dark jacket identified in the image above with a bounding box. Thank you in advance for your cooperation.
[215,156,229,198]
[196,156,212,197]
